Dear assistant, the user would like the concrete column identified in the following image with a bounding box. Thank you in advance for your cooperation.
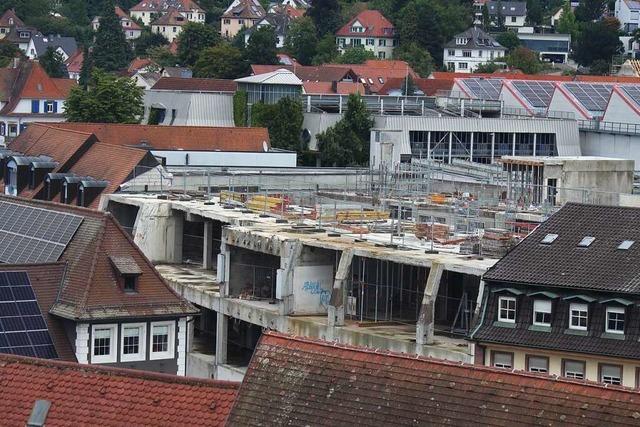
[203,221,214,270]
[427,131,431,159]
[490,133,495,163]
[277,241,302,315]
[215,312,228,365]
[416,262,444,346]
[532,133,537,157]
[132,203,183,263]
[512,132,516,156]
[448,132,453,164]
[469,132,474,162]
[328,249,354,327]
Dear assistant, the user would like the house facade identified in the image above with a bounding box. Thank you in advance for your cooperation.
[92,6,142,40]
[443,27,506,72]
[472,203,640,388]
[0,9,23,39]
[616,0,640,33]
[26,34,78,61]
[221,0,266,38]
[335,10,397,59]
[151,8,189,42]
[130,0,205,26]
[487,1,527,27]
[244,13,292,48]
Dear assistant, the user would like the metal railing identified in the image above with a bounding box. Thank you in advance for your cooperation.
[578,120,640,136]
[303,94,438,116]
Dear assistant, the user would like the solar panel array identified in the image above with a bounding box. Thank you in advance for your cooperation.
[511,81,555,108]
[563,83,613,113]
[0,271,58,358]
[619,85,640,107]
[461,78,503,100]
[0,201,83,264]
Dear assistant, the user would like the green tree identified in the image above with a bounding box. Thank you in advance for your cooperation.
[40,47,67,78]
[336,46,375,64]
[482,4,491,30]
[306,0,341,37]
[526,0,544,25]
[393,43,434,77]
[589,58,610,75]
[134,29,169,57]
[556,1,579,39]
[506,46,541,74]
[245,25,278,65]
[0,0,50,20]
[284,17,318,66]
[575,0,606,21]
[574,20,622,66]
[0,40,20,68]
[317,94,373,166]
[194,43,248,78]
[147,46,178,67]
[475,61,502,73]
[79,45,93,89]
[496,31,521,52]
[495,0,505,30]
[93,0,132,72]
[177,22,220,66]
[251,97,304,152]
[65,69,144,123]
[60,0,89,26]
[312,33,339,64]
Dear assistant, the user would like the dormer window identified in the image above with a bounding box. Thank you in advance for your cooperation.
[109,255,142,293]
[569,302,588,330]
[456,38,467,45]
[498,296,516,323]
[606,306,625,334]
[532,299,551,326]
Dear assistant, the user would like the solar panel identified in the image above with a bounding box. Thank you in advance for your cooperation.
[619,85,640,108]
[563,83,613,114]
[0,201,83,264]
[461,78,503,100]
[0,272,58,359]
[511,80,555,109]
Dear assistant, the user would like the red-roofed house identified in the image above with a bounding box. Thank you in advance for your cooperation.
[0,8,23,38]
[64,49,83,81]
[0,354,237,426]
[130,0,206,26]
[335,10,397,59]
[0,60,76,139]
[92,6,143,40]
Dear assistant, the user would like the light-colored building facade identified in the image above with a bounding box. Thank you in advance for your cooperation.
[220,0,266,38]
[151,8,188,42]
[335,10,397,59]
[129,0,205,26]
[615,0,640,34]
[443,27,506,73]
[92,6,142,40]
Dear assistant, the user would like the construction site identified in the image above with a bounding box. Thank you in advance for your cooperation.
[103,156,636,380]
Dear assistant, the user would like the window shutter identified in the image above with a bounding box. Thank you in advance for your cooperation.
[31,100,39,113]
[53,101,58,113]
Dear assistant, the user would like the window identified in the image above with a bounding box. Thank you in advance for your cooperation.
[569,303,588,330]
[600,364,622,385]
[238,19,244,25]
[223,19,230,24]
[492,351,513,369]
[498,296,516,323]
[563,359,585,379]
[578,236,595,247]
[533,299,551,326]
[448,49,455,56]
[478,50,483,57]
[458,62,468,70]
[366,38,374,45]
[150,321,175,360]
[379,39,386,46]
[447,62,455,70]
[124,275,138,292]
[527,355,549,373]
[606,306,625,334]
[44,101,54,113]
[541,233,558,244]
[511,16,517,23]
[618,240,634,250]
[121,323,146,362]
[462,50,472,57]
[91,324,117,363]
[378,52,386,59]
[173,26,177,32]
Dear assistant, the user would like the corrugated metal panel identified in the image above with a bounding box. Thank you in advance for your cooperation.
[186,93,234,126]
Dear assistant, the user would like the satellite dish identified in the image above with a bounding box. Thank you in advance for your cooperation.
[262,140,268,152]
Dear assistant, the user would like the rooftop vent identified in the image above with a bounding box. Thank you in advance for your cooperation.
[540,233,558,244]
[578,236,595,247]
[618,240,635,250]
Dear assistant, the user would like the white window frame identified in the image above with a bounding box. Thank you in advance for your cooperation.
[458,62,468,70]
[498,296,516,323]
[492,351,513,369]
[600,364,622,385]
[563,360,585,379]
[527,355,548,373]
[569,303,588,330]
[120,322,147,362]
[91,324,118,364]
[605,306,625,334]
[532,299,551,326]
[150,321,175,360]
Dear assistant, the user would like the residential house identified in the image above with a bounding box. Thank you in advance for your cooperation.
[0,9,23,39]
[244,12,293,48]
[0,195,197,375]
[5,26,39,52]
[335,10,397,59]
[616,0,640,33]
[161,66,192,78]
[0,60,76,138]
[129,0,205,26]
[0,353,237,426]
[279,0,308,9]
[443,27,507,73]
[220,0,266,38]
[487,1,528,28]
[228,331,640,425]
[92,6,143,40]
[64,49,83,81]
[26,34,78,61]
[472,203,640,388]
[132,71,162,89]
[151,8,189,43]
[517,32,571,63]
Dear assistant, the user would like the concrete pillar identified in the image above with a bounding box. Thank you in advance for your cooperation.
[490,133,495,163]
[416,262,444,346]
[132,203,183,263]
[203,221,214,270]
[277,241,302,315]
[215,312,228,365]
[448,132,453,164]
[328,249,354,327]
[469,132,474,162]
[512,132,516,156]
[427,131,431,159]
[532,133,537,157]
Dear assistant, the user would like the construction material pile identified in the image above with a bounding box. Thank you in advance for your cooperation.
[481,228,517,258]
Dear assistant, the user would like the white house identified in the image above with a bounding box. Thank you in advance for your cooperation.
[335,10,397,59]
[443,27,507,73]
[487,1,527,28]
[129,0,205,26]
[26,34,78,61]
[151,8,189,43]
[92,6,142,40]
[615,0,640,34]
[244,13,292,48]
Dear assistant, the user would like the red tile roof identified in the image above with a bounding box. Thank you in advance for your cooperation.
[0,8,23,27]
[0,263,76,361]
[431,71,574,81]
[229,331,640,426]
[575,75,640,83]
[0,353,238,426]
[64,49,83,74]
[151,76,237,92]
[251,64,355,82]
[302,81,365,95]
[47,122,270,152]
[336,10,395,38]
[128,57,156,74]
[378,77,454,96]
[152,7,189,26]
[131,0,204,12]
[115,6,142,30]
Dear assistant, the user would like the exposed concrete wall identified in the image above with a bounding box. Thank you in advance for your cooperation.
[580,131,640,171]
[132,202,183,263]
[187,352,215,379]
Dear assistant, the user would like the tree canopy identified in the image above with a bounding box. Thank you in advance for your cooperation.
[65,70,144,123]
[134,29,169,57]
[336,46,375,64]
[506,47,541,74]
[284,17,318,66]
[307,0,342,37]
[496,31,521,52]
[194,43,248,78]
[393,43,434,77]
[251,97,304,152]
[40,47,67,78]
[574,0,607,22]
[93,0,132,72]
[177,22,220,66]
[0,40,19,68]
[574,19,622,66]
[245,26,279,65]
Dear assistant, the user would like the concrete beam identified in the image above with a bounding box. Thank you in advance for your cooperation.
[203,221,214,270]
[328,249,354,327]
[215,312,228,365]
[278,241,303,315]
[416,262,444,346]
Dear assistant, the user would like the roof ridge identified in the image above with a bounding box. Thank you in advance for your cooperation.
[32,122,94,137]
[0,353,239,388]
[262,331,640,395]
[0,195,107,217]
[0,261,67,269]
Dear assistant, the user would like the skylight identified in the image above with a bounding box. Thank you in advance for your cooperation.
[578,236,595,247]
[618,240,635,250]
[540,233,558,244]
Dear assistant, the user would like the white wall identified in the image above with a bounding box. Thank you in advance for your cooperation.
[602,90,640,124]
[548,89,591,120]
[442,48,506,72]
[292,265,334,314]
[153,150,297,168]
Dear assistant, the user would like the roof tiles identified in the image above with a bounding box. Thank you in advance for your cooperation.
[336,10,395,38]
[152,76,237,92]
